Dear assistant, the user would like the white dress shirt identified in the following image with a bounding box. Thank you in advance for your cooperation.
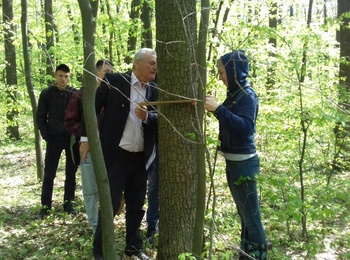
[119,72,147,152]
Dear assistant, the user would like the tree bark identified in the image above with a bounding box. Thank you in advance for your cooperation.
[3,0,19,139]
[77,0,117,259]
[155,0,198,259]
[337,0,350,104]
[192,0,209,257]
[333,0,350,171]
[44,0,54,78]
[266,1,278,91]
[125,0,141,63]
[141,0,153,48]
[21,0,44,180]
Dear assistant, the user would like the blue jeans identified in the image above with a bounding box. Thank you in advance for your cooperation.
[146,162,159,229]
[225,155,266,246]
[80,152,99,229]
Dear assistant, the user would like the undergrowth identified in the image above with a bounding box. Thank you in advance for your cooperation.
[0,138,349,259]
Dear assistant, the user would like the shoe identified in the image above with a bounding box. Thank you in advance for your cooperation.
[63,201,78,216]
[136,251,152,260]
[93,253,103,260]
[266,240,273,250]
[122,251,152,260]
[146,226,156,244]
[37,207,50,219]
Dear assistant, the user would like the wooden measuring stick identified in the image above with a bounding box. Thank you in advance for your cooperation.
[138,99,200,107]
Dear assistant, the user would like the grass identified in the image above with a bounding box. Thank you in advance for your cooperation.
[0,137,349,259]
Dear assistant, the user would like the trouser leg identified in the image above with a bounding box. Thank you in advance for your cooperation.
[41,141,62,208]
[63,143,77,204]
[124,155,147,255]
[146,163,159,229]
[81,152,99,228]
[93,151,147,257]
[226,156,267,259]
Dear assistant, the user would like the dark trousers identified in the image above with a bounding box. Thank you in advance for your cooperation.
[146,161,159,228]
[93,149,147,256]
[41,139,77,208]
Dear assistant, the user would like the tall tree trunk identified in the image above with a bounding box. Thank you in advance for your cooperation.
[44,0,54,78]
[266,1,278,91]
[77,0,117,259]
[104,0,116,62]
[21,0,44,180]
[3,0,19,139]
[155,0,198,259]
[333,0,350,171]
[125,0,141,63]
[141,0,153,48]
[207,0,233,62]
[297,0,314,239]
[192,0,209,258]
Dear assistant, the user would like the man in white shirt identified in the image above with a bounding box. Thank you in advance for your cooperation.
[80,48,158,260]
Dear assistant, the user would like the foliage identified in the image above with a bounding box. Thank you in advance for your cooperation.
[1,0,350,259]
[2,125,348,259]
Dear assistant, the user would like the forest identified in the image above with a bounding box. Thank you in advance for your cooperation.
[0,0,350,259]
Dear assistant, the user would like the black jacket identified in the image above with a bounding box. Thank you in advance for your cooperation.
[81,72,158,169]
[37,85,77,142]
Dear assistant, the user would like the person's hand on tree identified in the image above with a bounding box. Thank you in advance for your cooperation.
[205,95,220,112]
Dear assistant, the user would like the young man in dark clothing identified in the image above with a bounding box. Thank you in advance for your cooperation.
[64,60,114,233]
[36,64,78,219]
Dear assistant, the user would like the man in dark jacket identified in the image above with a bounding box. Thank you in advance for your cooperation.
[36,64,78,219]
[64,60,114,233]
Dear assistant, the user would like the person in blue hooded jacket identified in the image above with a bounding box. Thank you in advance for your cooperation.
[205,50,267,259]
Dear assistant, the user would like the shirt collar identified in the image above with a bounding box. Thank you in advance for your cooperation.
[131,71,148,88]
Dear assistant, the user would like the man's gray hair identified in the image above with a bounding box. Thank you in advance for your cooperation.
[133,48,157,66]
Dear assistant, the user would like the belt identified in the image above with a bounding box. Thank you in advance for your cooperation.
[117,147,144,157]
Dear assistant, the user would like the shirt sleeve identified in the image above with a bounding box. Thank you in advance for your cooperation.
[64,91,82,137]
[36,89,50,140]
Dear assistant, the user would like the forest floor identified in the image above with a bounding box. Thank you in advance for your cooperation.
[0,139,349,259]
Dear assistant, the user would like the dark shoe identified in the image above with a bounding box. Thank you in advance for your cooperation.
[266,240,273,250]
[146,226,156,244]
[93,253,103,260]
[245,242,267,260]
[63,201,78,216]
[37,207,50,219]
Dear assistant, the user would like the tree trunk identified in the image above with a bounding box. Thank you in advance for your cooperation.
[125,0,141,64]
[44,0,54,78]
[266,1,278,91]
[21,0,44,180]
[333,0,350,171]
[192,0,209,258]
[207,0,233,63]
[141,0,153,48]
[337,0,350,106]
[155,0,198,259]
[3,0,19,139]
[77,0,117,259]
[297,0,314,239]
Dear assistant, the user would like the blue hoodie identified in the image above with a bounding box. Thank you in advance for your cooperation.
[214,50,259,154]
